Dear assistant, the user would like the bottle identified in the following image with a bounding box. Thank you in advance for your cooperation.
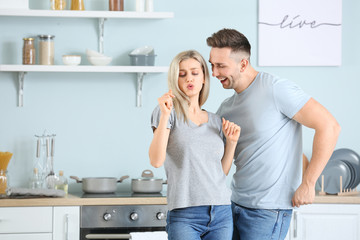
[145,0,153,12]
[38,35,55,65]
[109,0,124,11]
[29,168,42,189]
[22,38,36,65]
[55,170,68,194]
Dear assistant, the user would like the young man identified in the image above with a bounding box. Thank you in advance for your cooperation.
[207,28,341,240]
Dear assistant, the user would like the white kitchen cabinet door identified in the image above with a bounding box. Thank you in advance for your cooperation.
[0,233,52,240]
[53,206,80,240]
[288,204,360,240]
[0,207,52,233]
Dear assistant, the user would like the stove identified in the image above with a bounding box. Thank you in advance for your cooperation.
[76,191,167,240]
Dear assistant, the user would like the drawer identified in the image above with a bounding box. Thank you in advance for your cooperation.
[0,233,52,240]
[0,207,52,233]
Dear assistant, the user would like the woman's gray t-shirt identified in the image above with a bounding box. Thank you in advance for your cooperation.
[151,106,231,211]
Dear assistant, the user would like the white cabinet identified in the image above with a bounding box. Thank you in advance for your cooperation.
[53,206,80,240]
[287,204,360,240]
[0,207,53,240]
[0,206,80,240]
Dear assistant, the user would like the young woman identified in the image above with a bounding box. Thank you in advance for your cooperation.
[149,50,241,240]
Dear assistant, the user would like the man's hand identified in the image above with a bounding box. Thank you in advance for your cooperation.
[292,182,315,207]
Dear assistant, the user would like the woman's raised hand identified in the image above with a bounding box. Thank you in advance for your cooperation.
[158,89,175,115]
[222,118,241,143]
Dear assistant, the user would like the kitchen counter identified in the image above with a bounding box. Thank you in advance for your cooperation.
[0,192,359,207]
[0,193,167,207]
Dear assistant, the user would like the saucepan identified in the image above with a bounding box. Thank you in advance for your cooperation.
[70,175,129,193]
[131,169,167,193]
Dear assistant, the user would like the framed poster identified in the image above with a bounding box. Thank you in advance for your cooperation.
[258,0,342,66]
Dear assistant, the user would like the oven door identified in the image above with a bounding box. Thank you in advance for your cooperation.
[81,227,166,240]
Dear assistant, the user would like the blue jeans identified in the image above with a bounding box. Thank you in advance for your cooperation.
[166,205,233,240]
[231,202,292,240]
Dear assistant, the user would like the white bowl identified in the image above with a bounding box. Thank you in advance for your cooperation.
[86,49,106,58]
[88,56,112,66]
[130,46,154,55]
[62,55,81,66]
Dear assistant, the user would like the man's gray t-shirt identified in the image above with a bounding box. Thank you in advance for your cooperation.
[217,72,311,209]
[151,106,231,211]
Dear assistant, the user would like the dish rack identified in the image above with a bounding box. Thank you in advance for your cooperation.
[319,175,359,196]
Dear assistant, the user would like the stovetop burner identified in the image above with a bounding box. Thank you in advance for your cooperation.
[71,191,167,198]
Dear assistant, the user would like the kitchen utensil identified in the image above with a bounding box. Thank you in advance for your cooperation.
[329,148,360,189]
[131,169,166,193]
[70,175,129,193]
[86,49,106,57]
[45,136,58,189]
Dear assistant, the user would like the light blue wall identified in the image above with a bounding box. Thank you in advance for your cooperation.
[1,0,359,193]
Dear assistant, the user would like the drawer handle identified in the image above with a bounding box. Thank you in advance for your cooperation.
[85,234,131,239]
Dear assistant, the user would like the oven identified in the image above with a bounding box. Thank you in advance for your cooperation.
[80,204,167,240]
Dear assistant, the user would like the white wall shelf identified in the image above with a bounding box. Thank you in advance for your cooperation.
[0,64,169,108]
[0,9,174,19]
[0,9,174,107]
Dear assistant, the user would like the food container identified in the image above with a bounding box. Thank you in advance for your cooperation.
[38,35,55,65]
[22,37,35,65]
[129,54,156,66]
[71,0,85,10]
[50,0,66,10]
[70,175,129,193]
[109,0,124,11]
[131,170,166,193]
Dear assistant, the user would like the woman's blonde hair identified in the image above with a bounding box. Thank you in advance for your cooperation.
[167,50,210,123]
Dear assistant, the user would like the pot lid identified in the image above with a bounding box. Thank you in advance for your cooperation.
[132,169,163,181]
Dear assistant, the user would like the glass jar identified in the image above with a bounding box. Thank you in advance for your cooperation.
[109,0,124,11]
[22,37,36,65]
[38,35,55,65]
[71,0,85,10]
[50,0,67,10]
[0,170,9,197]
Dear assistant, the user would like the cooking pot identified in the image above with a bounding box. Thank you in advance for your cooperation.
[131,169,166,193]
[70,175,129,193]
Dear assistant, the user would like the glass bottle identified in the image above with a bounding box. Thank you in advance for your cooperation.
[71,0,85,10]
[55,170,68,194]
[29,168,42,189]
[50,0,67,10]
[109,0,124,11]
[22,38,36,65]
[0,170,9,197]
[38,35,55,65]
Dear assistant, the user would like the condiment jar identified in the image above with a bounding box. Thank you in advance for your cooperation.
[22,37,36,65]
[38,35,55,65]
[50,0,67,10]
[0,170,9,197]
[109,0,124,11]
[71,0,85,10]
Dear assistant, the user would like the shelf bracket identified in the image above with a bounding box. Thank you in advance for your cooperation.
[18,71,26,107]
[98,18,107,54]
[136,72,145,107]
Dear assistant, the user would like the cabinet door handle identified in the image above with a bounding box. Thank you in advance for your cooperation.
[293,211,298,238]
[85,233,131,239]
[65,214,70,240]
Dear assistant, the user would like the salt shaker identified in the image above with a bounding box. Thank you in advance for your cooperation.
[38,35,55,65]
[22,37,36,65]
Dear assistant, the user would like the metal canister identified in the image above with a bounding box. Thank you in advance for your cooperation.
[22,37,35,65]
[38,35,55,65]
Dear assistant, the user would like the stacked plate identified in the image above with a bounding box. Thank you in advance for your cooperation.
[316,148,360,194]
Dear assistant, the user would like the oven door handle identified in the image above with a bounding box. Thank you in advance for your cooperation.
[85,233,131,239]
